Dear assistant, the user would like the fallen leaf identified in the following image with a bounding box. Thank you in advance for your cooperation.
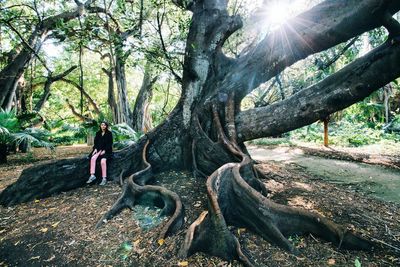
[193,201,201,207]
[327,258,336,265]
[40,227,48,233]
[51,221,60,228]
[34,200,40,203]
[29,256,40,260]
[178,261,189,266]
[237,228,246,235]
[45,255,56,262]
[157,239,165,246]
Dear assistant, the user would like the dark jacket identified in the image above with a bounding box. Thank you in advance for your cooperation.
[90,130,113,159]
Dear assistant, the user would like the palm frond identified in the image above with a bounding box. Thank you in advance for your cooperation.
[0,109,19,132]
[12,132,54,150]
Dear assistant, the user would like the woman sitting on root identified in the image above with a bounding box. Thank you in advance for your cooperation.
[86,121,113,186]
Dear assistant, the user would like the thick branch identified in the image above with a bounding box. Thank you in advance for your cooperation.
[3,21,52,73]
[34,66,77,112]
[221,0,400,100]
[60,78,101,115]
[65,99,94,123]
[236,39,400,142]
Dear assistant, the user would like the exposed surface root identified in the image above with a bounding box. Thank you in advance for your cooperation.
[182,153,376,264]
[182,101,376,265]
[97,140,184,239]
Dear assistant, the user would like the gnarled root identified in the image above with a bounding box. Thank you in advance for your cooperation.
[180,156,376,265]
[97,140,184,239]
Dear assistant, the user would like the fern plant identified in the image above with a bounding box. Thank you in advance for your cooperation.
[0,109,53,163]
[111,123,143,149]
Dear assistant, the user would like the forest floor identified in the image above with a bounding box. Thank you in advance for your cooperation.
[0,144,399,266]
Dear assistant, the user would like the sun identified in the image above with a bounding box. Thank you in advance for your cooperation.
[264,1,292,28]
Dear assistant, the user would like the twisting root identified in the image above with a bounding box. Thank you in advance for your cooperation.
[191,140,207,178]
[96,140,184,239]
[181,100,375,265]
[225,91,238,144]
[212,101,269,196]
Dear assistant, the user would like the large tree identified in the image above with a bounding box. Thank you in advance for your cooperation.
[2,0,400,265]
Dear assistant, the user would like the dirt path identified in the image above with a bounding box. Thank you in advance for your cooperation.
[249,145,400,203]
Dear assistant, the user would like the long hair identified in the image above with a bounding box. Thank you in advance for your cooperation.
[98,121,110,133]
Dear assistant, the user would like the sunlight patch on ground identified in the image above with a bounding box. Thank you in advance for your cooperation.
[288,196,315,210]
[263,179,285,194]
[248,145,305,162]
[292,181,313,192]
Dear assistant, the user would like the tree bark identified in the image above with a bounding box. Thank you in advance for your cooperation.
[132,65,157,132]
[0,33,41,110]
[102,67,118,123]
[115,58,132,125]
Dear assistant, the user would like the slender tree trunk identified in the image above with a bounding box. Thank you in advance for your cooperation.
[384,84,391,124]
[324,117,329,147]
[102,68,118,123]
[132,66,157,132]
[16,77,27,114]
[115,58,131,125]
[0,32,42,109]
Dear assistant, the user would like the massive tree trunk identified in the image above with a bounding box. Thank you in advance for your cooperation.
[2,0,400,265]
[0,1,91,110]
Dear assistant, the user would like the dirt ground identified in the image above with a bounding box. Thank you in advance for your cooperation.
[0,145,399,266]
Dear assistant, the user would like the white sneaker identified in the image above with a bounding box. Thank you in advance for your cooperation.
[100,178,107,186]
[86,175,96,183]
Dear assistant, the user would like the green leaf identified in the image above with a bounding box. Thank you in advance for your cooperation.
[354,258,362,267]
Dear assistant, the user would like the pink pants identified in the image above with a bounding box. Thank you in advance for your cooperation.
[90,150,107,178]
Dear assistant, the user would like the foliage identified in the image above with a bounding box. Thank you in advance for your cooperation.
[290,119,399,147]
[0,109,54,149]
[354,258,362,267]
[43,119,144,149]
[111,123,143,149]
